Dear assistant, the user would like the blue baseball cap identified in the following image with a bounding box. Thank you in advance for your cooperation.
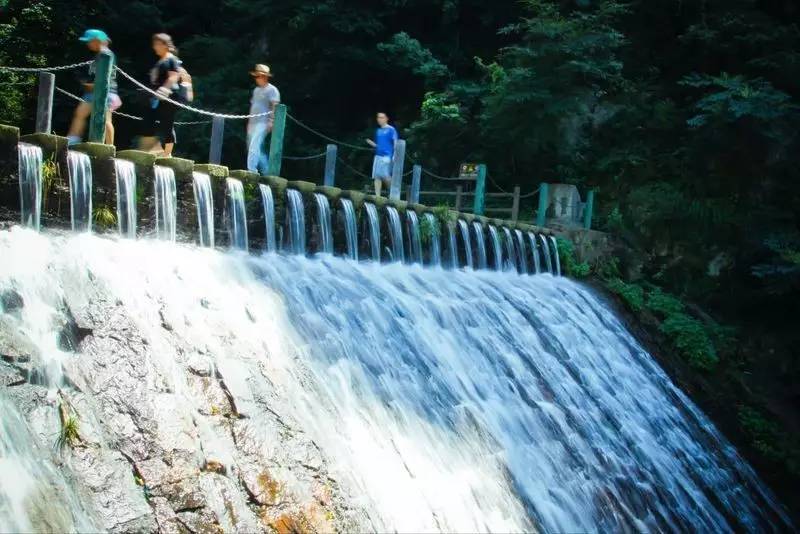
[79,29,110,43]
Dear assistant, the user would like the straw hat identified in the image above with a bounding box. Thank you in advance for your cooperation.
[250,64,273,78]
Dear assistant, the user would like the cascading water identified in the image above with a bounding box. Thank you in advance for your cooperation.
[153,165,177,242]
[364,202,381,262]
[340,198,358,260]
[386,206,404,263]
[17,143,42,231]
[114,159,137,239]
[192,172,214,248]
[528,232,541,274]
[312,193,333,255]
[67,151,92,232]
[539,234,553,274]
[515,229,528,274]
[502,227,517,272]
[447,222,458,269]
[286,189,306,255]
[457,219,473,270]
[550,235,561,276]
[422,213,441,267]
[0,230,789,532]
[472,222,488,270]
[488,225,503,271]
[406,210,422,264]
[225,178,248,251]
[259,184,276,253]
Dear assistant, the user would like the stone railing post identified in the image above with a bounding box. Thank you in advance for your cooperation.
[35,72,55,134]
[536,182,549,227]
[324,144,337,186]
[410,164,421,204]
[88,50,113,143]
[209,116,225,164]
[389,139,406,200]
[583,189,595,230]
[267,103,287,176]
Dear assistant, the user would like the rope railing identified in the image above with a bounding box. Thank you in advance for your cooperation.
[0,60,92,72]
[282,151,327,161]
[286,113,371,152]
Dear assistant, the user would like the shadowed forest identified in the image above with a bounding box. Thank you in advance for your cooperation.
[1,0,799,517]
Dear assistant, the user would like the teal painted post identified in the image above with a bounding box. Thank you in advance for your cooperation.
[88,50,113,143]
[267,104,287,176]
[583,190,595,230]
[536,182,549,227]
[410,164,421,203]
[324,144,337,186]
[473,164,487,215]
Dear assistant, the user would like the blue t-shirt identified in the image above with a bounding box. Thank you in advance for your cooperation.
[375,125,398,157]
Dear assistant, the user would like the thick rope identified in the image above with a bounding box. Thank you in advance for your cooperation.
[283,151,327,161]
[286,114,371,151]
[0,60,92,72]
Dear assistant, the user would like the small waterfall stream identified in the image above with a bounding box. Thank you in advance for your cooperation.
[153,165,177,242]
[550,236,561,276]
[406,211,422,264]
[364,202,381,262]
[259,184,276,252]
[386,206,404,263]
[423,213,441,267]
[114,159,137,238]
[472,222,487,270]
[528,232,541,274]
[539,234,553,274]
[286,189,306,255]
[488,225,503,271]
[515,229,528,274]
[313,193,333,255]
[225,179,248,251]
[457,219,473,270]
[447,223,458,269]
[67,151,92,232]
[502,227,516,272]
[340,199,358,260]
[192,172,214,248]
[17,143,42,231]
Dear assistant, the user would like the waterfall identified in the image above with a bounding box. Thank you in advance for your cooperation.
[386,206,404,263]
[528,232,541,274]
[259,184,276,253]
[225,179,248,251]
[364,202,381,262]
[192,172,214,248]
[340,198,358,260]
[17,143,42,231]
[515,229,528,274]
[457,219,473,270]
[488,225,503,271]
[312,193,333,255]
[502,227,516,272]
[423,213,441,267]
[406,210,422,264]
[67,151,92,232]
[447,223,458,269]
[153,165,177,242]
[0,230,788,533]
[550,235,561,276]
[539,234,553,274]
[472,222,488,270]
[114,159,137,238]
[286,189,306,255]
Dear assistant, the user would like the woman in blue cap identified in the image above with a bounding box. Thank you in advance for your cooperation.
[67,29,121,145]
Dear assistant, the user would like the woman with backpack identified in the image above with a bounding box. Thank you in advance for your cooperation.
[142,33,188,157]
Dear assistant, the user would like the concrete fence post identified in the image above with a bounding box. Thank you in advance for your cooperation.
[267,103,287,176]
[324,144,337,186]
[536,182,549,227]
[410,164,421,204]
[208,116,225,164]
[583,189,595,230]
[88,50,113,143]
[389,139,406,201]
[473,163,487,215]
[455,185,463,211]
[35,72,55,134]
[511,186,521,222]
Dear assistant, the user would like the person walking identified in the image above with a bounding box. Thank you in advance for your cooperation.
[246,64,280,174]
[67,29,121,145]
[141,33,182,157]
[366,112,398,197]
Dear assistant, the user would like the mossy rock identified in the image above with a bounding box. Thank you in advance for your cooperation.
[155,156,194,177]
[263,176,288,189]
[409,203,428,215]
[229,169,259,183]
[117,149,157,168]
[315,185,342,202]
[72,142,115,159]
[490,218,505,227]
[195,164,229,180]
[363,194,388,208]
[0,124,20,148]
[460,213,476,223]
[340,190,366,209]
[387,199,408,212]
[474,215,490,225]
[20,133,68,159]
[286,180,316,194]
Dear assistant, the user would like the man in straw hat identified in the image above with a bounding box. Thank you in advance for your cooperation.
[247,64,281,174]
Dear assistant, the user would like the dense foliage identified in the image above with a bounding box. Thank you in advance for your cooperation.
[1,0,799,515]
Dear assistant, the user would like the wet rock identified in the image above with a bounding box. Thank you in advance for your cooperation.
[0,289,24,313]
[187,354,213,377]
[56,303,94,352]
[0,315,40,363]
[0,360,25,386]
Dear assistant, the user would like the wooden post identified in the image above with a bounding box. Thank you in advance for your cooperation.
[511,186,521,222]
[35,72,55,134]
[267,103,287,176]
[410,164,421,204]
[324,144,337,186]
[208,116,225,164]
[389,139,406,201]
[536,182,549,227]
[455,185,463,211]
[88,50,113,143]
[583,189,595,230]
[473,163,487,215]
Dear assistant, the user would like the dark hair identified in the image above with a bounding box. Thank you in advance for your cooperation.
[152,33,177,54]
[377,112,389,118]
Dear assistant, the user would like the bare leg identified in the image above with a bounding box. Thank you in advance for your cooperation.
[374,179,382,197]
[104,111,115,145]
[163,142,174,157]
[67,102,92,139]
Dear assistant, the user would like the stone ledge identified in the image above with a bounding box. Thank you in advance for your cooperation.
[229,170,259,182]
[155,157,194,178]
[72,142,115,159]
[20,133,68,158]
[0,125,20,147]
[339,190,366,209]
[286,180,316,194]
[117,150,157,168]
[363,195,388,208]
[194,164,229,180]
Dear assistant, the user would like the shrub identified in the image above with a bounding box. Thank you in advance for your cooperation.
[555,237,590,277]
[660,312,718,370]
[419,214,440,245]
[55,414,81,451]
[93,206,117,229]
[645,288,685,317]
[606,278,644,312]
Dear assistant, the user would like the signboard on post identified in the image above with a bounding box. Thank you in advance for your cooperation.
[458,163,479,181]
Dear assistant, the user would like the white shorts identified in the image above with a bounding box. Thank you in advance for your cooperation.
[371,155,392,180]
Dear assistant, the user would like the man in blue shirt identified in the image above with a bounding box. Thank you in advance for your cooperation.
[366,112,398,197]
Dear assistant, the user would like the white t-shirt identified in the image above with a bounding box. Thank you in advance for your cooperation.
[249,84,280,124]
